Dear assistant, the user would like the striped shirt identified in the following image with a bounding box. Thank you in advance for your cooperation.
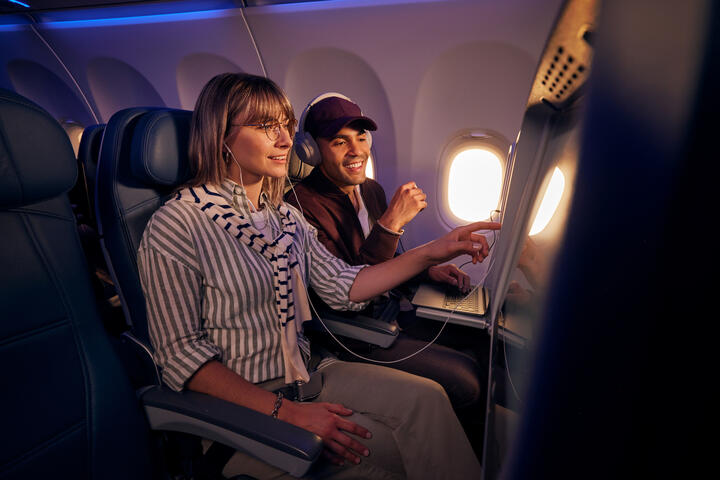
[137,179,368,391]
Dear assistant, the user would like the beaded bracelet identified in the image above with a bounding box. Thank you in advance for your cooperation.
[271,391,284,419]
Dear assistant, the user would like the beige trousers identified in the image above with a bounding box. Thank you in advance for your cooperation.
[216,360,482,479]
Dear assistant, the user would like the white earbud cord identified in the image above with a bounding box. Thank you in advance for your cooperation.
[285,176,481,364]
[225,143,258,213]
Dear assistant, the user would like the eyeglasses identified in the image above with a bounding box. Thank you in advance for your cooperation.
[231,120,295,142]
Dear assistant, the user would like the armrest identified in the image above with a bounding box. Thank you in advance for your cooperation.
[311,311,399,348]
[139,385,322,477]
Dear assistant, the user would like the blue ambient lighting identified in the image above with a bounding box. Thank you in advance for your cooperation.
[8,0,30,8]
[41,9,231,29]
[0,0,435,31]
[32,0,236,28]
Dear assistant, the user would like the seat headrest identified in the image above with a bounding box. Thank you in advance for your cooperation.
[78,123,105,168]
[0,89,77,209]
[130,109,193,187]
[287,147,314,183]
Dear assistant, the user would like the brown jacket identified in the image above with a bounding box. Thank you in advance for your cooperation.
[285,167,400,266]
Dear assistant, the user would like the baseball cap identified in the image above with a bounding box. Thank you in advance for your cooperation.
[304,97,377,139]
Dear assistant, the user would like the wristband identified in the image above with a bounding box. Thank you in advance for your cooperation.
[271,391,284,419]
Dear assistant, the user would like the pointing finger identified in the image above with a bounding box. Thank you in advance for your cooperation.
[460,221,501,233]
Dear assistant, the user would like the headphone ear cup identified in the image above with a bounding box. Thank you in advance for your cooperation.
[293,131,322,166]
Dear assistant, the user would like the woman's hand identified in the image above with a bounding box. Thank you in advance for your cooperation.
[281,401,372,466]
[349,221,500,303]
[421,221,501,266]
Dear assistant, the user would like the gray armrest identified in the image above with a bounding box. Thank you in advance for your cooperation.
[312,312,399,348]
[140,386,322,477]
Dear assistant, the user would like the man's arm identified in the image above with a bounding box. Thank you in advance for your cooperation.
[356,180,425,265]
[369,181,474,291]
[375,181,427,233]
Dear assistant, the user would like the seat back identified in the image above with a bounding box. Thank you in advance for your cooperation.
[95,107,192,346]
[0,90,153,479]
[78,123,106,218]
[287,146,314,189]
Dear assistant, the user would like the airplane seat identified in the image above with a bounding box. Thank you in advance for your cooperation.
[62,120,93,226]
[286,147,314,191]
[78,123,106,212]
[73,123,128,336]
[95,106,324,478]
[0,88,156,479]
[95,106,185,348]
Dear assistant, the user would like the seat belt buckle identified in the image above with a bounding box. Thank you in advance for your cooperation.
[294,372,323,401]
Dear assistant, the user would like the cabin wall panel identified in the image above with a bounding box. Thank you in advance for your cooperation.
[284,47,395,183]
[246,0,563,263]
[2,0,564,285]
[177,53,244,110]
[0,28,96,124]
[32,12,264,121]
[410,41,536,279]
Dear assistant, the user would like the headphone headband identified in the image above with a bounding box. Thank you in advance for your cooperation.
[297,92,354,137]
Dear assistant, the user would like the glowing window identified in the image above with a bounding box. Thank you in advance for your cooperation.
[366,155,375,179]
[529,167,565,236]
[447,148,503,221]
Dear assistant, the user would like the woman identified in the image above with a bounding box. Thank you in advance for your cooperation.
[138,72,499,479]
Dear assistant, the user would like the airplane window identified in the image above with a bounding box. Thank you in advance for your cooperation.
[448,148,502,221]
[365,154,375,179]
[528,166,565,235]
[441,131,508,224]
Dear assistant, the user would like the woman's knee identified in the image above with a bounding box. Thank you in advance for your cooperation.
[393,371,453,413]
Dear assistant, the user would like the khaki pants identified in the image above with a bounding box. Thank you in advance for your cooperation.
[215,360,481,479]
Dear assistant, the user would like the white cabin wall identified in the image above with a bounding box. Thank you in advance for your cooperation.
[1,4,266,123]
[246,0,563,279]
[1,0,564,282]
[36,8,265,121]
[0,25,97,125]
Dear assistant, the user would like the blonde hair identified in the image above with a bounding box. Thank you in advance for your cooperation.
[186,73,296,206]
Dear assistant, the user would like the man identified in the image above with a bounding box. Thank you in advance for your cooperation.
[286,96,471,289]
[285,96,490,454]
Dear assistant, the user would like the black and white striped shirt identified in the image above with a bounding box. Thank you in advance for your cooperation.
[137,180,367,390]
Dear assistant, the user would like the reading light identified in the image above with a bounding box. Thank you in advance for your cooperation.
[448,147,503,221]
[529,166,565,236]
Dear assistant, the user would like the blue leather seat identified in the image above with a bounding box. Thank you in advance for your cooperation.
[78,123,105,222]
[95,107,183,345]
[1,92,322,478]
[94,107,323,477]
[0,89,155,479]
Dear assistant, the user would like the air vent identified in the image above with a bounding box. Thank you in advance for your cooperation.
[539,46,586,101]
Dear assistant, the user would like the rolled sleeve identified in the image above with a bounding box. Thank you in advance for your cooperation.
[138,243,221,391]
[304,224,370,312]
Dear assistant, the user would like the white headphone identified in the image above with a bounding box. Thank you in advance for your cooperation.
[293,92,373,166]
